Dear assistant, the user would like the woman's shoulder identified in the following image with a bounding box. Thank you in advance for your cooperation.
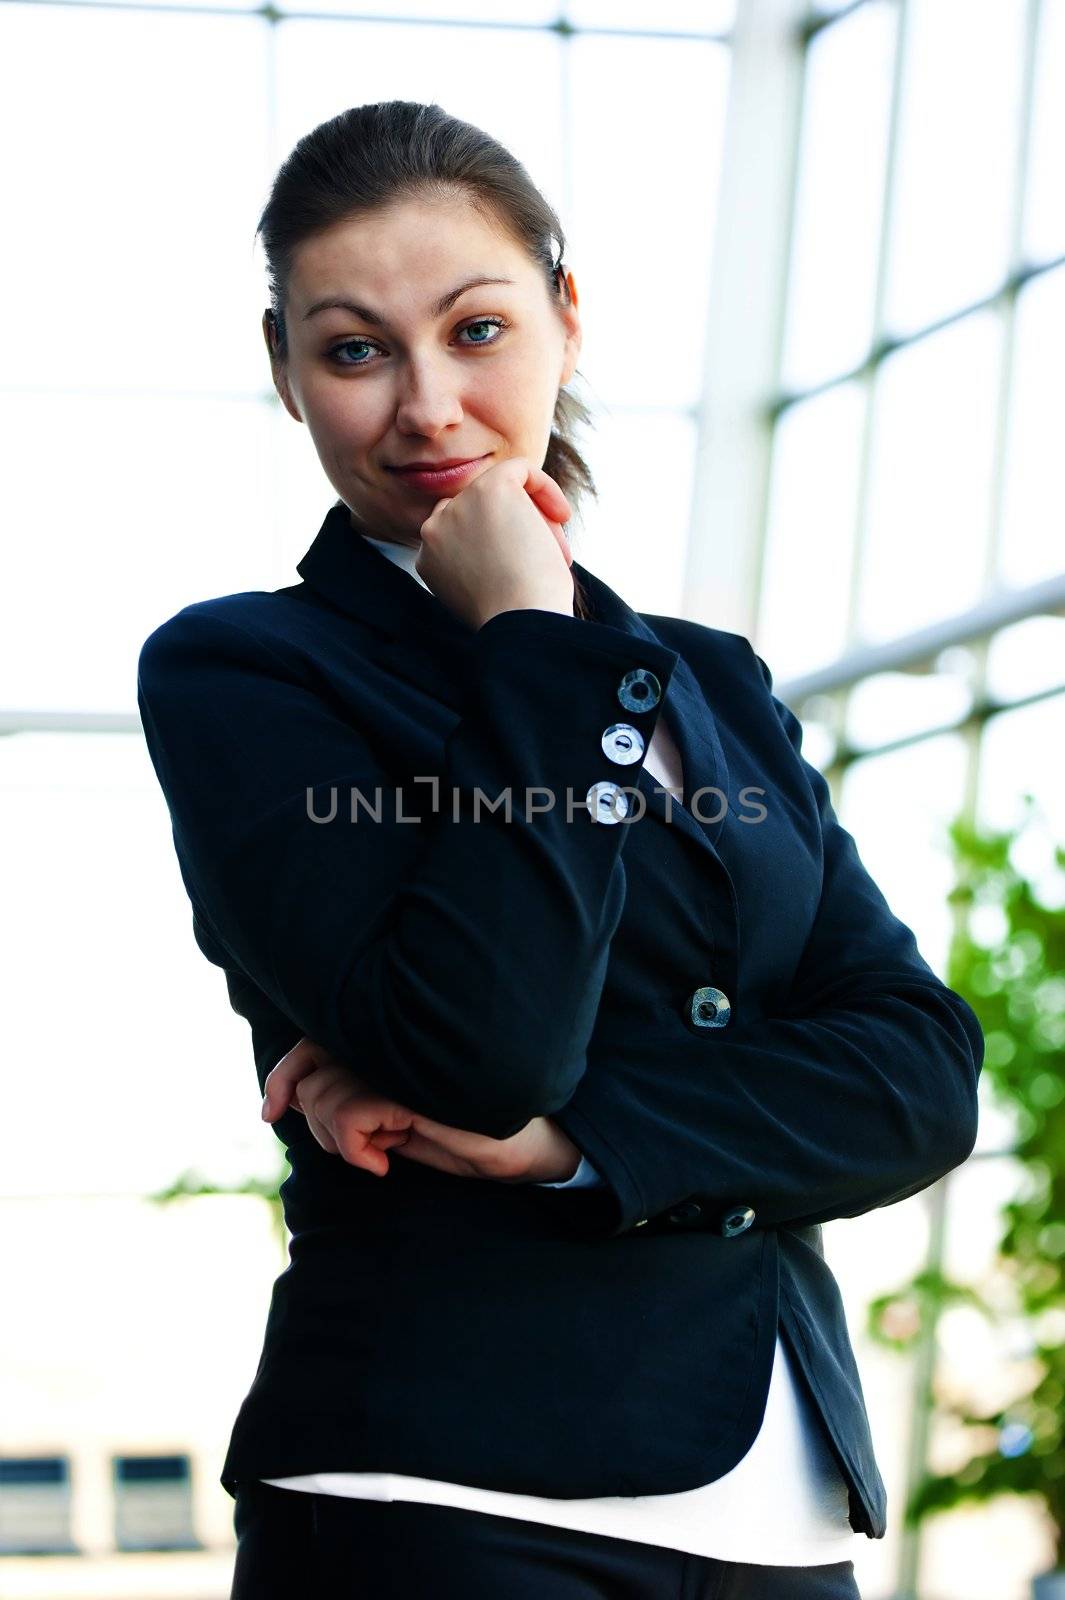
[138,582,361,678]
[639,610,771,691]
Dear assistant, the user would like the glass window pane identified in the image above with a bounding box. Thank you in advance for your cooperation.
[0,734,279,1197]
[758,382,865,680]
[997,266,1065,588]
[271,399,352,574]
[975,697,1065,993]
[278,0,560,16]
[857,310,1003,644]
[575,410,696,619]
[1024,0,1065,263]
[565,0,735,31]
[1,394,281,714]
[839,733,970,978]
[781,1,897,391]
[0,1457,75,1556]
[884,0,1027,337]
[568,33,730,409]
[113,1454,198,1551]
[845,661,976,750]
[45,0,260,10]
[274,22,565,211]
[1,1192,286,1489]
[985,617,1065,704]
[788,699,839,776]
[977,698,1065,897]
[0,5,271,393]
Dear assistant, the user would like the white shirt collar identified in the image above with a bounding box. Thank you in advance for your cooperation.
[360,533,431,593]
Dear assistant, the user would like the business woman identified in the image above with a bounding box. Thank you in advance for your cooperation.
[136,101,984,1598]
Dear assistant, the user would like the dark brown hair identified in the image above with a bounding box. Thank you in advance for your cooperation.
[255,99,596,621]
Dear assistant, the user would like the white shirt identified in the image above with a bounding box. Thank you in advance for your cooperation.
[262,532,865,1565]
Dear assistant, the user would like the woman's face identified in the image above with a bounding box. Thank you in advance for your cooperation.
[267,195,582,546]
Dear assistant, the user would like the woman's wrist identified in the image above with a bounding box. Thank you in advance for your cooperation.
[530,1118,582,1182]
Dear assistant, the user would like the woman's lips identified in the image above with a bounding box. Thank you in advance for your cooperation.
[387,455,489,493]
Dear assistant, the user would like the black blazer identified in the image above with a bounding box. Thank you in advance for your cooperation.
[136,499,984,1538]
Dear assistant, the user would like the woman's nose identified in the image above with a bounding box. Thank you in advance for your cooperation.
[393,363,465,436]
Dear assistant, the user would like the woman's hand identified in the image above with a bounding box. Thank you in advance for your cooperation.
[415,456,576,631]
[261,1037,584,1184]
[261,1039,418,1177]
[391,1106,583,1185]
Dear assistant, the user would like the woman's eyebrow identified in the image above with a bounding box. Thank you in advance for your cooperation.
[303,276,515,325]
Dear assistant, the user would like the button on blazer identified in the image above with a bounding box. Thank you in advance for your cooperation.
[136,500,984,1536]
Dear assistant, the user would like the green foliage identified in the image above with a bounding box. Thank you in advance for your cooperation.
[149,1148,290,1258]
[865,797,1065,1564]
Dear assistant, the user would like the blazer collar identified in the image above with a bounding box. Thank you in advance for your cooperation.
[294,500,731,853]
[295,499,468,643]
[296,497,659,652]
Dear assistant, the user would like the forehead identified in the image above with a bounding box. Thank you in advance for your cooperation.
[288,196,535,314]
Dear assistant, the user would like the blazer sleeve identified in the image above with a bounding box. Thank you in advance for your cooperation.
[136,602,680,1140]
[549,651,985,1239]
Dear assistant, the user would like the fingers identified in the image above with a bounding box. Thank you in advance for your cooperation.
[387,1129,477,1179]
[420,496,451,535]
[545,519,573,567]
[306,1063,383,1131]
[341,1132,391,1177]
[262,1045,342,1154]
[331,1093,413,1176]
[262,1036,324,1121]
[399,1112,511,1181]
[418,461,572,557]
[260,1041,422,1179]
[523,465,572,528]
[485,455,571,524]
[372,1128,413,1151]
[304,1109,341,1155]
[274,1060,415,1178]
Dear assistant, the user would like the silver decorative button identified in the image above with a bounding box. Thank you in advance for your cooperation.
[687,986,731,1029]
[601,723,646,766]
[617,668,662,713]
[586,781,631,825]
[720,1205,756,1238]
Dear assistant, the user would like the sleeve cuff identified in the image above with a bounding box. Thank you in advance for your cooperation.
[533,1153,605,1189]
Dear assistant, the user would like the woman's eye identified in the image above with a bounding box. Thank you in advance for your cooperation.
[459,317,508,346]
[329,338,375,366]
[327,316,508,367]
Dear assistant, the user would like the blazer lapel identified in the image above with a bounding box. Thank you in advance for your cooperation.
[294,500,731,861]
[295,500,478,715]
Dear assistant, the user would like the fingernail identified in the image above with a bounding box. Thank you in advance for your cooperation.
[261,1094,270,1120]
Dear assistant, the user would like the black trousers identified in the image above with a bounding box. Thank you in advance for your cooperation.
[231,1480,863,1599]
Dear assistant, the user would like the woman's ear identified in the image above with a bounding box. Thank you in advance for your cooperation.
[559,270,582,388]
[262,312,304,424]
[262,308,282,362]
